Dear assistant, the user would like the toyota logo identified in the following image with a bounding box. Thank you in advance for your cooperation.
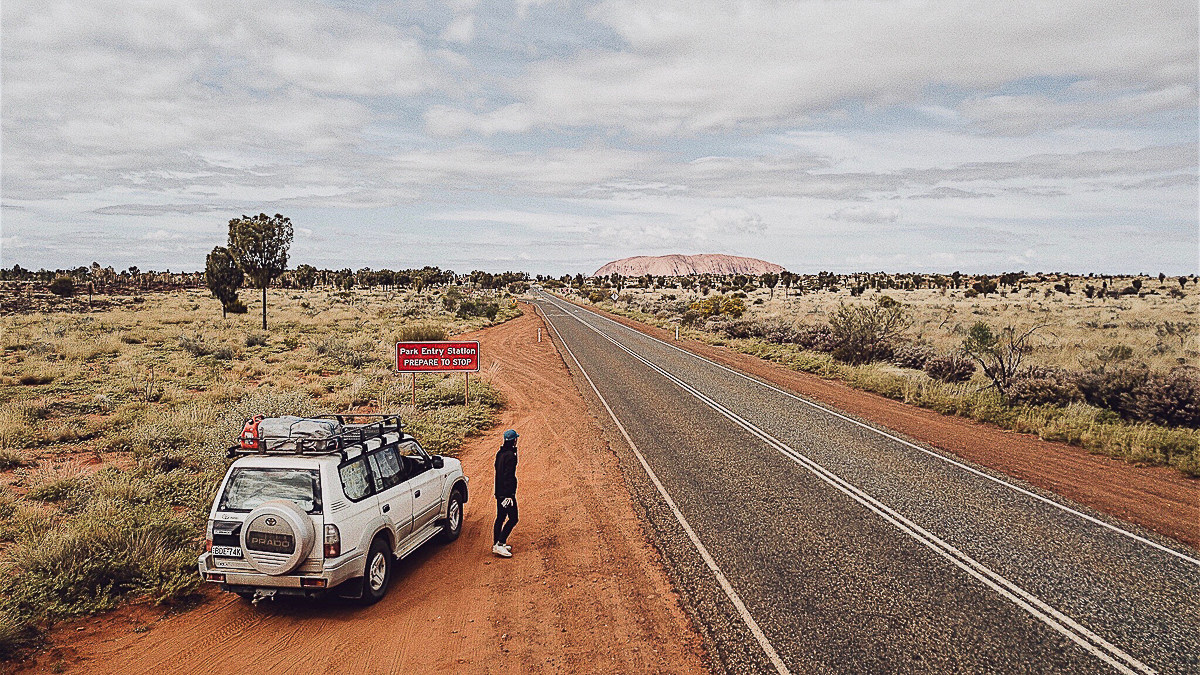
[264,517,277,526]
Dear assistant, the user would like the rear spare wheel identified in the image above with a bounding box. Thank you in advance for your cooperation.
[240,499,315,576]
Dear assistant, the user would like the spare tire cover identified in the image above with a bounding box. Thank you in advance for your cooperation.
[241,499,316,576]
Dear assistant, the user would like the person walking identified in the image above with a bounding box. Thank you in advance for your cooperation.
[493,429,519,557]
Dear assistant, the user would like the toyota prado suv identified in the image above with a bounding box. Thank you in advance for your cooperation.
[198,414,468,604]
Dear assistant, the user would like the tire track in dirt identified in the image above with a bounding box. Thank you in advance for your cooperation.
[21,307,709,675]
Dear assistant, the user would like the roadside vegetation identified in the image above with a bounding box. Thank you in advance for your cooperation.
[0,285,521,657]
[553,271,1200,477]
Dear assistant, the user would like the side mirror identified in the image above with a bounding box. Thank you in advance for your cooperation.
[431,455,444,469]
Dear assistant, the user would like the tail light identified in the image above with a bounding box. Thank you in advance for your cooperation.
[205,520,213,552]
[324,524,341,557]
[206,539,213,552]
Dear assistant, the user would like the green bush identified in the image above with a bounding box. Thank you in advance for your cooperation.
[456,300,499,321]
[48,277,75,298]
[828,296,910,364]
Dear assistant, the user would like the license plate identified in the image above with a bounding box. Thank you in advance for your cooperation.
[212,545,243,557]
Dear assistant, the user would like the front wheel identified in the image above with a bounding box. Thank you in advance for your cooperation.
[359,537,392,605]
[437,491,465,543]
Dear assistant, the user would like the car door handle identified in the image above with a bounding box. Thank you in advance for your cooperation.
[414,490,421,498]
[382,504,390,513]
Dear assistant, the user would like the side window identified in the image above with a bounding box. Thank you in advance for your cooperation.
[398,441,428,477]
[367,447,404,492]
[339,458,373,501]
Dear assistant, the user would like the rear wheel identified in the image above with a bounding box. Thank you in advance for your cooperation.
[437,490,465,543]
[359,537,392,605]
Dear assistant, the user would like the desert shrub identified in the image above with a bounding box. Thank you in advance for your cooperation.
[827,296,910,365]
[244,332,269,347]
[27,477,82,504]
[690,294,745,320]
[961,322,1040,392]
[893,343,935,369]
[456,300,499,321]
[1128,366,1200,428]
[793,325,837,352]
[716,318,798,344]
[924,354,976,382]
[177,333,214,357]
[1075,366,1149,418]
[394,323,449,342]
[680,309,703,326]
[1006,367,1082,407]
[48,277,75,298]
[0,448,35,470]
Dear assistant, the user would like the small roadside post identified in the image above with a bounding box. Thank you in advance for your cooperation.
[396,340,480,408]
[538,327,542,343]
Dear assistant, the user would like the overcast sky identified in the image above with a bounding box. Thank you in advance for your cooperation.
[2,0,1197,275]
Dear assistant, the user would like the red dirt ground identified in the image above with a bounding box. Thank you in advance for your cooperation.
[572,301,1199,550]
[17,308,709,675]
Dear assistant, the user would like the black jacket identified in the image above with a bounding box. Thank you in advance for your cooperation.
[494,443,518,498]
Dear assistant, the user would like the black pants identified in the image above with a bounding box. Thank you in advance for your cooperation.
[494,497,518,545]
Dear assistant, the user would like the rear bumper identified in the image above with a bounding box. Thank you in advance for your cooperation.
[198,550,365,593]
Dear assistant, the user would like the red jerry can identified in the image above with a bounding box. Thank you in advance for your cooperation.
[240,415,264,450]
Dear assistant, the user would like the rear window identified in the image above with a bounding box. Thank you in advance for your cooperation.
[218,468,322,514]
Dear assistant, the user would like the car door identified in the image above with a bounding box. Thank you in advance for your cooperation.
[366,447,413,541]
[399,440,444,532]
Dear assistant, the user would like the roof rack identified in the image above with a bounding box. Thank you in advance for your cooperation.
[227,413,404,459]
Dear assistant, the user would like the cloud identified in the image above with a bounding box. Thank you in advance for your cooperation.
[960,86,1197,136]
[830,205,902,224]
[695,208,765,235]
[445,0,1197,135]
[441,14,476,44]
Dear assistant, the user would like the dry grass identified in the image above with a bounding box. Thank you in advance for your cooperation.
[0,286,522,658]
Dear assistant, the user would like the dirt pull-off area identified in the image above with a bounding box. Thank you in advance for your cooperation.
[24,308,708,674]
[579,302,1200,551]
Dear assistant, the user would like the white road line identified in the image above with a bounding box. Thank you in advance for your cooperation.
[548,293,1200,570]
[539,302,793,675]
[543,295,1157,675]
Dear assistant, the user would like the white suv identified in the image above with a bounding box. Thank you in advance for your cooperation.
[198,415,468,604]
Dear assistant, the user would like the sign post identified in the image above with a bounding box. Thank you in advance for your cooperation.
[396,340,480,407]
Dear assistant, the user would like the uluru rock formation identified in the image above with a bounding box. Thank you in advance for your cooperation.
[594,254,785,277]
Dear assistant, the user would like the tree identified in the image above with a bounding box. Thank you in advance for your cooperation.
[760,273,779,298]
[205,246,244,318]
[227,213,294,329]
[971,277,999,296]
[293,264,317,290]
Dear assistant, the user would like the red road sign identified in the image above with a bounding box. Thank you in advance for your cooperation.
[396,340,480,372]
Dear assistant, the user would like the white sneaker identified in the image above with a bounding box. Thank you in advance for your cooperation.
[501,543,512,553]
[492,543,512,558]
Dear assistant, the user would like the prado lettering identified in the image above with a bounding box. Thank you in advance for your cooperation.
[396,341,480,373]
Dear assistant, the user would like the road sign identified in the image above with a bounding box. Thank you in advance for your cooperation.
[396,341,480,372]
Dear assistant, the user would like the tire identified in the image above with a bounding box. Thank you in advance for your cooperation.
[359,537,392,605]
[437,490,465,543]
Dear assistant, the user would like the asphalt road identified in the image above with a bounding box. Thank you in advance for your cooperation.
[532,292,1200,675]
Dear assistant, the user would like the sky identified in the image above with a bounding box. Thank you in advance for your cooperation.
[2,0,1197,276]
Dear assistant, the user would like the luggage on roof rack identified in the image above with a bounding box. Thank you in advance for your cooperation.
[229,413,403,458]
